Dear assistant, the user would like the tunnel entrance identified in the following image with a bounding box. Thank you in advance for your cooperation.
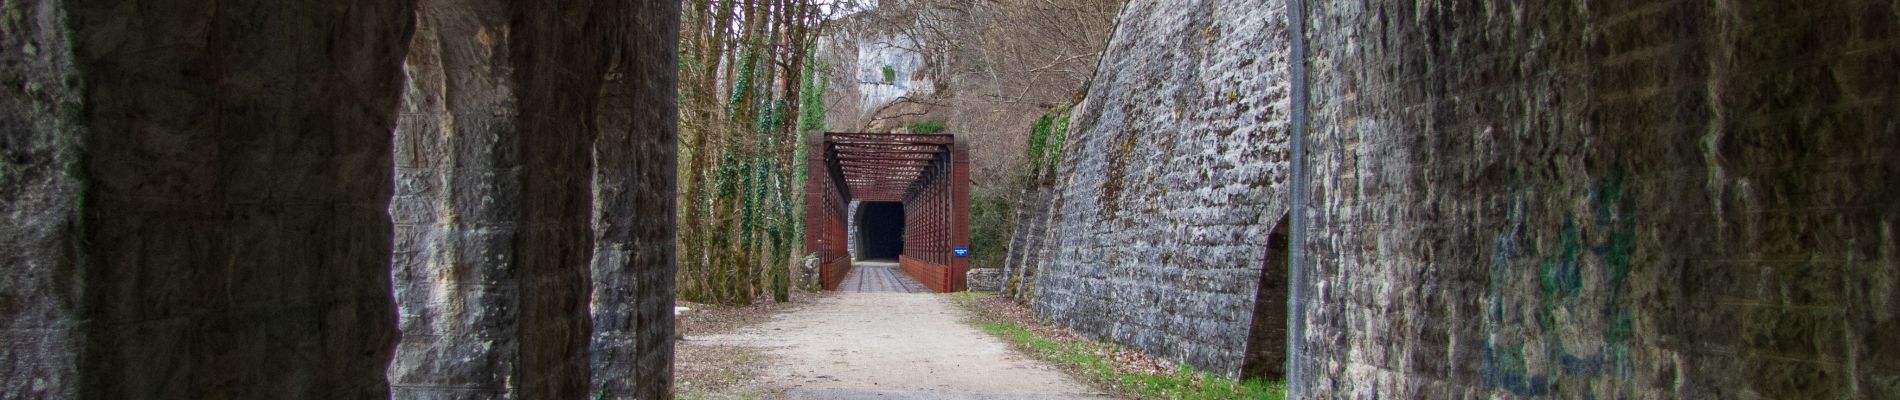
[1241,213,1291,380]
[858,202,906,260]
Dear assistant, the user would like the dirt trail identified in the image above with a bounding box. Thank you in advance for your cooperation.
[689,272,1101,399]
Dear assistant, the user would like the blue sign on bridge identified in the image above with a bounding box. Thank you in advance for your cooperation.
[953,246,969,257]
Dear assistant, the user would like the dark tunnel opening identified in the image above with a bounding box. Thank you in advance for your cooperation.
[1242,213,1291,380]
[858,201,906,260]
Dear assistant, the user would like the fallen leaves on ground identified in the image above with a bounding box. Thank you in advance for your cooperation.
[677,289,826,337]
[674,290,826,400]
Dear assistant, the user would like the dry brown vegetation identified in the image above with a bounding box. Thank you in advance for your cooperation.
[825,0,1121,185]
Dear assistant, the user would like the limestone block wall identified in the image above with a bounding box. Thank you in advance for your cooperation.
[999,176,1053,299]
[1025,0,1295,375]
[1295,1,1900,398]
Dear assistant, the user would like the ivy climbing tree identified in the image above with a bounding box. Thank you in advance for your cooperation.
[678,0,844,305]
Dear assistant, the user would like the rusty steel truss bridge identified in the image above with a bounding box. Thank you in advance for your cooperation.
[805,132,970,292]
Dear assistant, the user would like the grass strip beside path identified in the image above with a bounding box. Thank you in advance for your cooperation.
[949,292,1285,400]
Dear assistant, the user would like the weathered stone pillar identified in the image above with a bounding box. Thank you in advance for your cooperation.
[388,0,679,398]
[4,0,416,398]
[5,1,679,397]
[585,1,679,397]
[1,1,87,397]
[387,0,526,396]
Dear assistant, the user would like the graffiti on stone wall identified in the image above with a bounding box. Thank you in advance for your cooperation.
[1483,167,1638,396]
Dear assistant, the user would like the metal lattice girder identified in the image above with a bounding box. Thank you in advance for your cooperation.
[825,133,954,144]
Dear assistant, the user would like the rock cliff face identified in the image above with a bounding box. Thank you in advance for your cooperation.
[1019,0,1295,377]
[849,33,934,118]
[1,1,679,398]
[816,26,938,133]
[1294,1,1900,398]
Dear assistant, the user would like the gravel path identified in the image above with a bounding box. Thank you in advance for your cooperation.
[837,260,930,293]
[690,290,1102,399]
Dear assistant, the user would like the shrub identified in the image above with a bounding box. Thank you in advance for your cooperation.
[908,119,947,134]
[967,188,1015,269]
